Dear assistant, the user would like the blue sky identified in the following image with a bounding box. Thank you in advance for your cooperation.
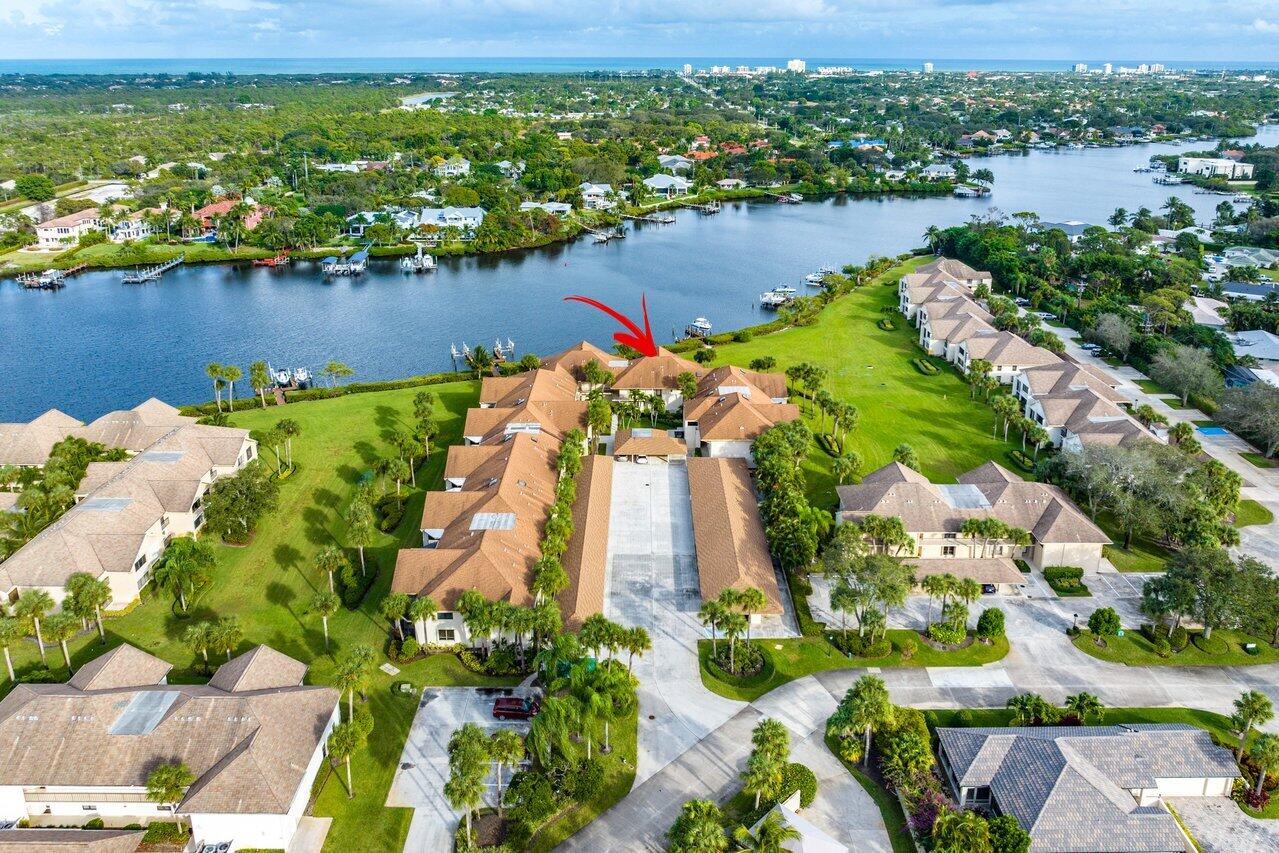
[2,0,1278,62]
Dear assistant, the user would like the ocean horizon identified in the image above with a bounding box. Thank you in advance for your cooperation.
[2,56,1278,76]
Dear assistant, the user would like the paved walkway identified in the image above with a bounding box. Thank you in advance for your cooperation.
[1169,796,1279,853]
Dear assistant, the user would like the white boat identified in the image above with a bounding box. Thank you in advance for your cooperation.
[805,273,826,285]
[593,231,611,243]
[292,368,312,388]
[686,317,713,337]
[400,247,436,273]
[272,368,291,386]
[817,266,837,275]
[759,286,797,308]
[774,285,797,297]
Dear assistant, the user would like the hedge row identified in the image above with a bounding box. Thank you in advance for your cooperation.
[179,369,472,415]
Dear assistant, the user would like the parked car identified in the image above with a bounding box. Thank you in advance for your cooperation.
[493,696,540,720]
[981,583,997,595]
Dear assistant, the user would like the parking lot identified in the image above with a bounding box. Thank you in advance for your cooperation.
[389,686,537,853]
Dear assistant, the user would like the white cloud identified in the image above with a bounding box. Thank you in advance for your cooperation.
[1255,18,1279,33]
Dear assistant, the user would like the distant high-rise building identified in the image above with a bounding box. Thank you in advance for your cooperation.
[1150,63,1165,73]
[922,62,934,74]
[1103,63,1113,74]
[1137,63,1150,74]
[682,63,693,75]
[1073,62,1088,73]
[787,58,807,73]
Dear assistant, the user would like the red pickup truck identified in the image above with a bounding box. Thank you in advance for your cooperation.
[492,696,540,720]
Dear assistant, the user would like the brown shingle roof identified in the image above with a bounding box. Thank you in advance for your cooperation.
[0,829,144,853]
[72,398,195,452]
[0,409,83,467]
[838,462,1109,546]
[559,455,614,629]
[962,332,1062,368]
[611,350,703,391]
[613,428,687,457]
[463,401,588,442]
[695,365,787,400]
[67,644,172,691]
[686,458,783,614]
[0,644,337,816]
[541,341,625,378]
[1019,362,1127,403]
[479,368,579,408]
[207,644,308,692]
[685,393,800,443]
[909,557,1024,584]
[916,256,991,281]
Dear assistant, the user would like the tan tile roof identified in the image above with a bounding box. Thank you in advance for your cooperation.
[0,828,144,853]
[916,256,991,281]
[686,458,783,614]
[463,401,588,442]
[559,455,614,630]
[918,290,991,322]
[927,314,996,346]
[0,409,83,467]
[72,398,196,452]
[685,393,800,443]
[207,644,308,692]
[1019,362,1127,403]
[695,365,787,400]
[0,645,337,816]
[541,341,626,378]
[611,350,703,391]
[905,282,985,313]
[479,368,579,408]
[962,332,1062,368]
[67,644,172,691]
[909,557,1024,584]
[838,461,1109,546]
[613,428,687,457]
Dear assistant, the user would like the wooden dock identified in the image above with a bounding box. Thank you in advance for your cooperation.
[621,212,676,224]
[122,254,184,284]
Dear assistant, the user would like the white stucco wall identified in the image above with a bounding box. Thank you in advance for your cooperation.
[703,439,756,465]
[1035,542,1104,572]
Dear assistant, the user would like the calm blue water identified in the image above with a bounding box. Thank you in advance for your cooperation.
[3,127,1276,422]
[1,58,1278,75]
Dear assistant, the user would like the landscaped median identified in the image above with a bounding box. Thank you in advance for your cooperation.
[697,632,1009,703]
[1071,626,1279,667]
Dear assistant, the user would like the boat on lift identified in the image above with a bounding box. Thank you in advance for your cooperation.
[400,245,436,273]
[292,368,313,388]
[805,273,826,285]
[759,286,797,308]
[817,265,837,275]
[685,317,713,337]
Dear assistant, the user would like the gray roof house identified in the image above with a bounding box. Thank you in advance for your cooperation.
[937,724,1239,853]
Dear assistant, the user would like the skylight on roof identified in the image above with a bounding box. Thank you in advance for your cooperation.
[470,512,516,531]
[140,450,185,463]
[108,690,179,735]
[504,423,541,435]
[631,428,652,438]
[937,484,991,510]
[82,497,132,512]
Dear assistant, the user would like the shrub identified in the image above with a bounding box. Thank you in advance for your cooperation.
[400,637,420,659]
[912,358,939,375]
[1043,565,1087,595]
[1008,449,1035,471]
[505,770,557,827]
[1192,632,1229,656]
[750,356,777,371]
[877,318,896,331]
[928,621,966,645]
[375,494,405,532]
[692,347,716,364]
[976,608,1005,641]
[1087,607,1121,637]
[457,648,486,673]
[897,636,917,660]
[781,763,818,808]
[733,329,754,343]
[1153,634,1172,658]
[713,640,764,675]
[84,818,105,830]
[1170,625,1189,651]
[829,631,890,658]
[17,667,58,683]
[142,823,188,844]
[836,735,863,765]
[566,758,604,802]
[484,645,523,676]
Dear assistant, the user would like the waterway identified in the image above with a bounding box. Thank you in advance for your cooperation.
[3,127,1276,421]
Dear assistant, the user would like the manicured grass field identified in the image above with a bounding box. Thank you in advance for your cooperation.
[1235,499,1275,528]
[705,257,1012,510]
[697,632,1009,702]
[1071,629,1279,667]
[526,709,638,853]
[1,379,527,853]
[1098,512,1173,573]
[1242,451,1279,469]
[1133,379,1174,396]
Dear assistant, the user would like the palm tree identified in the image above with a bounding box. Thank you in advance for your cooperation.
[249,361,272,408]
[315,544,347,593]
[720,610,748,672]
[407,596,438,642]
[0,617,21,682]
[205,363,225,412]
[698,599,726,654]
[845,675,893,768]
[335,645,375,720]
[923,225,943,254]
[183,621,215,671]
[488,729,525,816]
[1251,734,1279,795]
[327,721,362,799]
[276,418,301,468]
[345,499,375,575]
[379,593,410,642]
[1064,691,1103,723]
[733,811,802,853]
[832,451,861,485]
[624,626,651,672]
[734,586,767,642]
[146,763,195,822]
[13,589,53,665]
[40,612,78,671]
[211,616,243,661]
[153,537,214,611]
[668,799,728,853]
[323,361,355,386]
[931,808,991,851]
[742,749,786,811]
[311,591,340,652]
[383,457,410,496]
[222,364,243,409]
[920,574,951,625]
[1234,690,1274,759]
[65,572,112,642]
[528,694,578,767]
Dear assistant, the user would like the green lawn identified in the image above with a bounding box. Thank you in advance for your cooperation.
[1133,379,1174,396]
[924,706,1238,744]
[525,709,638,853]
[824,734,914,853]
[1235,499,1275,528]
[697,632,1009,702]
[703,257,1014,510]
[1098,513,1173,573]
[1242,452,1278,469]
[1071,629,1279,667]
[2,379,530,853]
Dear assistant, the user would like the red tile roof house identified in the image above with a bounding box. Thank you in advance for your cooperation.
[192,200,270,235]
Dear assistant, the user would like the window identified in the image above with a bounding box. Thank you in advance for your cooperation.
[437,611,454,620]
[134,555,146,570]
[943,533,957,539]
[942,546,956,557]
[437,628,456,642]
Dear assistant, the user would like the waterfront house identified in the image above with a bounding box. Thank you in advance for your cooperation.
[109,209,159,243]
[1177,156,1254,180]
[192,199,267,235]
[432,156,471,178]
[36,209,105,249]
[577,182,617,210]
[921,163,956,180]
[716,178,746,190]
[0,409,84,469]
[837,461,1110,572]
[520,201,573,216]
[345,209,419,237]
[936,725,1238,853]
[0,644,339,853]
[1039,220,1094,243]
[642,174,692,198]
[610,348,704,411]
[912,256,993,289]
[417,206,486,238]
[0,400,256,609]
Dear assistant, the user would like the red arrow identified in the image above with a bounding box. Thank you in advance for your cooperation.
[563,293,660,357]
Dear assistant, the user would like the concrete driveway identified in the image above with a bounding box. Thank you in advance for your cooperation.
[604,460,744,784]
[387,686,536,853]
[1168,796,1279,853]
